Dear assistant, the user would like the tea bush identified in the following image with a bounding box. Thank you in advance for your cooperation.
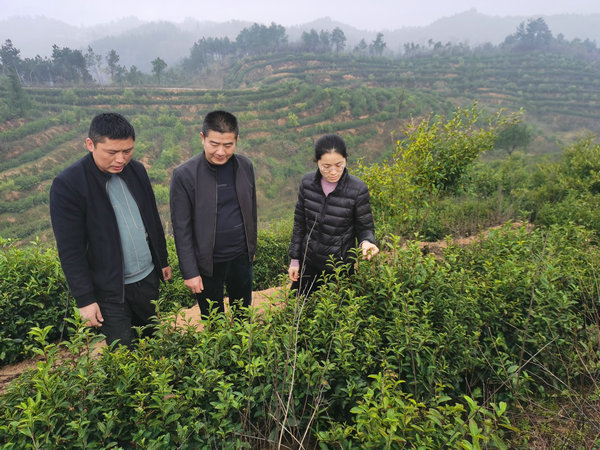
[530,137,600,235]
[3,221,597,446]
[158,236,195,309]
[420,193,515,241]
[0,296,512,448]
[0,238,73,365]
[354,104,508,239]
[0,231,290,366]
[253,219,292,291]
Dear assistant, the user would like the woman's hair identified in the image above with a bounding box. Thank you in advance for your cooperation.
[314,133,348,162]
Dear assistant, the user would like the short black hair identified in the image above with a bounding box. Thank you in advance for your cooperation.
[202,110,239,138]
[314,133,348,162]
[88,112,135,145]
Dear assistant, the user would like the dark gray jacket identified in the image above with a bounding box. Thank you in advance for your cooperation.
[289,169,375,272]
[170,153,257,278]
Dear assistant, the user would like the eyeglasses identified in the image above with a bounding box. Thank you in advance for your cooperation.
[318,162,346,173]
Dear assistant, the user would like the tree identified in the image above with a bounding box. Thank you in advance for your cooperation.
[51,45,92,84]
[151,57,167,85]
[503,17,553,51]
[21,55,52,84]
[354,105,506,236]
[3,69,29,117]
[236,22,287,56]
[0,39,22,75]
[126,66,144,85]
[319,30,331,53]
[354,39,368,55]
[495,122,534,156]
[331,27,346,53]
[301,29,320,53]
[369,33,386,57]
[105,49,121,83]
[183,36,235,73]
[85,46,104,83]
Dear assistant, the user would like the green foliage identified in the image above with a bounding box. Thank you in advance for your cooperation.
[554,135,600,195]
[354,104,504,238]
[319,372,512,448]
[0,238,73,365]
[494,115,534,155]
[516,136,600,234]
[2,219,600,446]
[420,193,514,241]
[0,227,292,367]
[151,181,170,204]
[253,219,292,291]
[286,111,299,127]
[0,70,30,119]
[60,89,78,105]
[158,236,195,310]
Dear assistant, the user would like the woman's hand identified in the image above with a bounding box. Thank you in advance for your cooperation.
[360,241,379,260]
[288,265,300,282]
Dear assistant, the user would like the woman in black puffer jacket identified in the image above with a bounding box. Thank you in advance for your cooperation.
[288,134,379,297]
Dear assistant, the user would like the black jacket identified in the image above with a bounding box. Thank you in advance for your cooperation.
[49,153,169,308]
[289,169,375,272]
[170,153,257,279]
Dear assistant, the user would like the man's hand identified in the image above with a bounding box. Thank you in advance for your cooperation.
[162,266,172,281]
[361,241,380,260]
[79,302,104,327]
[288,265,300,282]
[184,275,204,294]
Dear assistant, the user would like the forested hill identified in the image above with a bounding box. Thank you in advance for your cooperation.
[2,10,600,71]
[1,18,600,244]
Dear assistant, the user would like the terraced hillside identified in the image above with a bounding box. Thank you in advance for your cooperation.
[2,50,599,243]
[0,82,422,243]
[227,52,600,133]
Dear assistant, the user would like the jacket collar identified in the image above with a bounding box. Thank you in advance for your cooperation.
[201,152,238,173]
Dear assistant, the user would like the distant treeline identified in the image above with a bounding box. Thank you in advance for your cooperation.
[1,17,599,89]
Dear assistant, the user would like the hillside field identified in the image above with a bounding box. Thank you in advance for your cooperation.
[2,50,600,243]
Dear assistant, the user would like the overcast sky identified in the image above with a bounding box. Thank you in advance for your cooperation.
[1,0,599,30]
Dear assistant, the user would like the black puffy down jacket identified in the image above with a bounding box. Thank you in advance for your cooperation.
[289,169,376,272]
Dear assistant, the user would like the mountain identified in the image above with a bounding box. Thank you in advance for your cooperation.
[0,16,146,57]
[2,10,600,71]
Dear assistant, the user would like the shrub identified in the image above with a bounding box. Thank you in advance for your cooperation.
[253,219,292,291]
[2,221,598,446]
[0,238,73,365]
[354,104,506,239]
[420,193,515,241]
[0,288,513,448]
[158,236,195,310]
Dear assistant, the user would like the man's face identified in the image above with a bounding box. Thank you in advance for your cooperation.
[201,130,237,165]
[86,137,134,174]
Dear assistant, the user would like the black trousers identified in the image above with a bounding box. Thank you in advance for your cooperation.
[291,262,354,298]
[291,265,326,299]
[99,270,159,348]
[195,253,253,316]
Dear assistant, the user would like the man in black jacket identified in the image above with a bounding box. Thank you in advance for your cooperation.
[50,112,171,347]
[170,110,257,317]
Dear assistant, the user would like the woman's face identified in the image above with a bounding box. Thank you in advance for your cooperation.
[318,151,346,183]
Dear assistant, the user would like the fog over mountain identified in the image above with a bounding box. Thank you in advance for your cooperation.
[2,10,600,72]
